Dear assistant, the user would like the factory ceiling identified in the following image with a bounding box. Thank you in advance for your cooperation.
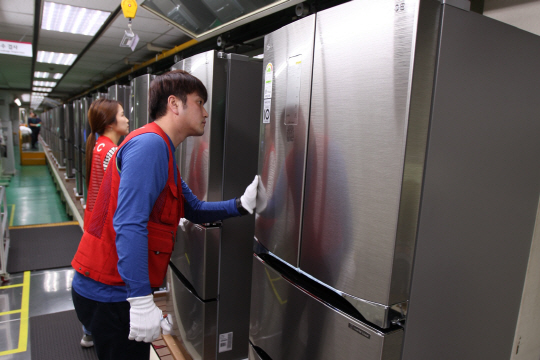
[0,0,532,110]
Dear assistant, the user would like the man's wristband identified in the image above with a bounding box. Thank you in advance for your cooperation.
[236,197,249,215]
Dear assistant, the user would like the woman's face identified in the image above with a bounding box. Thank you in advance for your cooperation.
[112,104,129,135]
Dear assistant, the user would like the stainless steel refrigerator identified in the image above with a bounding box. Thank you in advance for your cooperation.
[108,84,131,144]
[166,50,262,360]
[249,1,540,359]
[108,85,131,119]
[54,105,65,169]
[73,99,84,197]
[81,97,93,203]
[64,102,75,179]
[130,74,155,130]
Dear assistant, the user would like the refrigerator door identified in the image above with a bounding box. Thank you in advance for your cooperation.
[174,50,227,202]
[57,106,65,167]
[299,0,421,310]
[130,74,154,130]
[81,98,91,202]
[73,99,83,195]
[169,266,218,360]
[171,223,221,300]
[249,255,403,360]
[254,15,316,267]
[64,103,75,178]
[248,344,263,360]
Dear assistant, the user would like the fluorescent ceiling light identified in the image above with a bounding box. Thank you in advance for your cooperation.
[42,2,110,36]
[253,54,264,59]
[14,98,22,106]
[21,94,31,102]
[34,72,63,79]
[33,87,53,92]
[33,81,57,87]
[37,51,77,65]
[31,93,45,109]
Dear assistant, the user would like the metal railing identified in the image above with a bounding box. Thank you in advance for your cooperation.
[0,186,10,280]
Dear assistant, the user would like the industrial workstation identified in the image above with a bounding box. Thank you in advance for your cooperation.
[1,0,540,359]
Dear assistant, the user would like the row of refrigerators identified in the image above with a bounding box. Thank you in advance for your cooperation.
[40,79,150,203]
[40,1,540,360]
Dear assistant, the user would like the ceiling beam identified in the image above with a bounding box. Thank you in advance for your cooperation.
[53,5,122,91]
[30,0,43,91]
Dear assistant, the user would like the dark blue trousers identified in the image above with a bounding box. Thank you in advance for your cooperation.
[72,288,151,360]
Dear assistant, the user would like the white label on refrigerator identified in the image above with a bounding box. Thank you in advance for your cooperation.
[263,99,271,124]
[218,332,233,352]
[264,63,273,99]
[284,55,302,125]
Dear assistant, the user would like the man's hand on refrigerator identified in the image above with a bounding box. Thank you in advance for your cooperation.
[161,314,173,335]
[240,175,259,214]
[179,218,189,231]
[127,294,163,343]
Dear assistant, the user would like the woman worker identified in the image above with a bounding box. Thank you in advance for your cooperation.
[79,98,130,347]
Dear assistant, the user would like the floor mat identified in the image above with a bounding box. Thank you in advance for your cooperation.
[30,310,98,360]
[7,224,82,273]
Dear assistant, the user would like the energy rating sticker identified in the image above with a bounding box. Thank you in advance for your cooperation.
[263,99,271,124]
[264,62,273,99]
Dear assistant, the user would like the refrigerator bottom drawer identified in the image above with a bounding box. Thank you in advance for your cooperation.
[170,268,218,360]
[248,343,264,360]
[249,256,403,360]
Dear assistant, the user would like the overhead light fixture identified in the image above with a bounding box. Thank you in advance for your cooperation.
[31,93,45,108]
[37,51,77,65]
[33,87,53,92]
[14,98,22,106]
[33,81,57,87]
[34,72,63,79]
[21,94,31,102]
[42,2,111,36]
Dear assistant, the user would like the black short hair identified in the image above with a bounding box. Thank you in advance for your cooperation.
[148,70,208,121]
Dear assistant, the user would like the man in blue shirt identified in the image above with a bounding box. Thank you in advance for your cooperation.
[27,111,42,149]
[71,70,258,360]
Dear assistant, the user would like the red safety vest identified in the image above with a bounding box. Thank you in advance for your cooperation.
[84,135,117,228]
[72,122,184,287]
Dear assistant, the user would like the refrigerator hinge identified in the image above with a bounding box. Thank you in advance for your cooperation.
[342,294,408,329]
[440,0,471,11]
[389,302,408,327]
[217,51,250,61]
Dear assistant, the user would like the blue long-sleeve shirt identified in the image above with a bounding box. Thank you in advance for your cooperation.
[73,132,240,302]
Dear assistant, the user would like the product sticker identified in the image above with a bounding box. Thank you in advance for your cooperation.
[218,332,233,353]
[263,99,271,124]
[264,63,273,99]
[284,55,302,125]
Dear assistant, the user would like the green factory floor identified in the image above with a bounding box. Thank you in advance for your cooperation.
[6,145,71,227]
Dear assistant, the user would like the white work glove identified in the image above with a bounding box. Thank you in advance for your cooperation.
[127,294,163,343]
[161,314,173,335]
[179,218,189,231]
[240,175,259,214]
[256,179,267,213]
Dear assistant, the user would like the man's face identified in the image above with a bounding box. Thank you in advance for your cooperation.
[180,93,208,136]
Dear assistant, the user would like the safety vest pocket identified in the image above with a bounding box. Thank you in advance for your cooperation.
[147,222,174,287]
